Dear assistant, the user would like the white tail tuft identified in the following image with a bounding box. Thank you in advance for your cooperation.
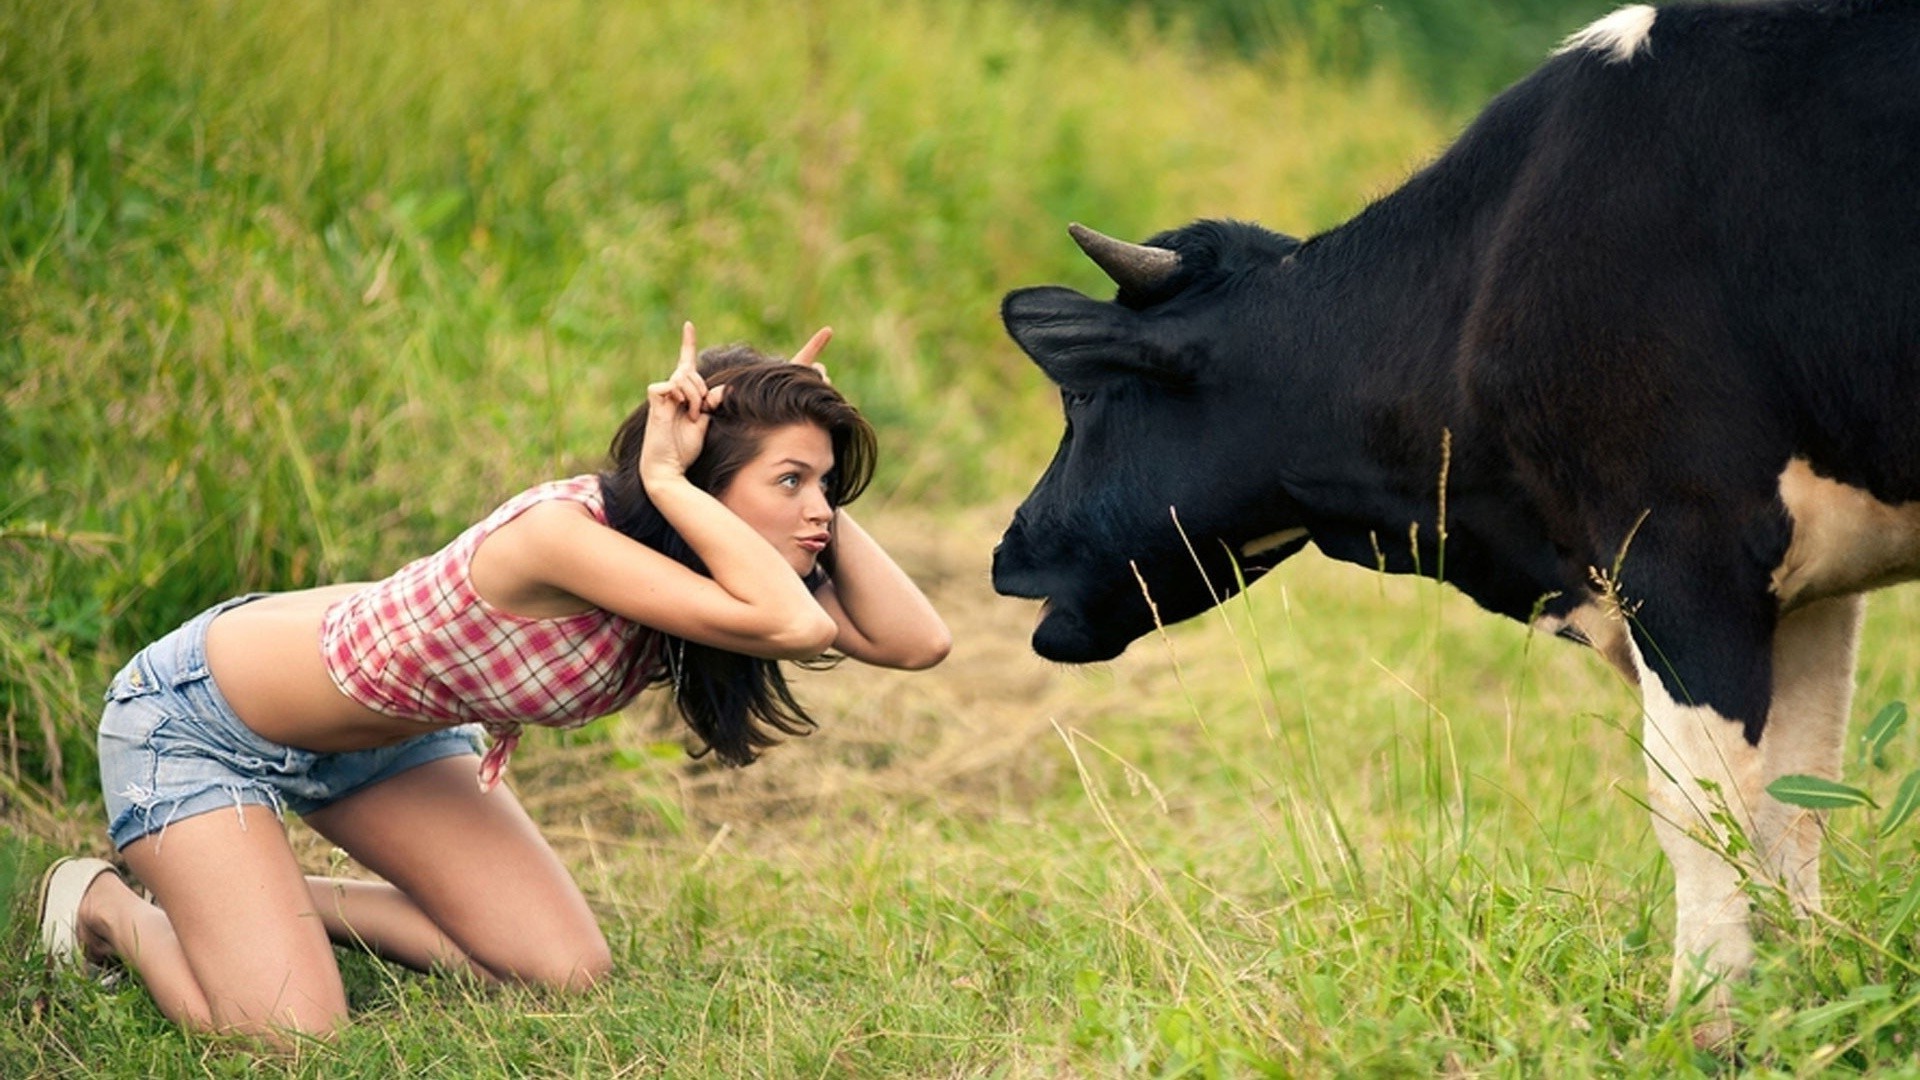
[1554,5,1657,64]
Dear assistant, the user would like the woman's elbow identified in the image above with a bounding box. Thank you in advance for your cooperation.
[767,610,840,660]
[892,625,952,670]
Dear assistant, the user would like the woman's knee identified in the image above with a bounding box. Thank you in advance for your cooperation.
[489,928,613,991]
[206,984,350,1046]
[555,940,615,991]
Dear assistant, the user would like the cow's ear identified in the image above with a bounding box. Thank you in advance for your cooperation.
[1001,286,1189,389]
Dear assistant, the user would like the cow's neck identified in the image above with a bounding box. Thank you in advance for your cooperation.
[1260,91,1574,621]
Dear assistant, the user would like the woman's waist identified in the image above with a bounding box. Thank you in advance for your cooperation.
[203,586,455,752]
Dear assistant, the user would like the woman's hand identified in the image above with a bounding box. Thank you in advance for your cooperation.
[640,322,727,490]
[808,509,951,671]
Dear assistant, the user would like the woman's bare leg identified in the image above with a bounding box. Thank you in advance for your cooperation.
[80,868,477,1009]
[74,871,211,1026]
[104,805,349,1043]
[300,755,610,990]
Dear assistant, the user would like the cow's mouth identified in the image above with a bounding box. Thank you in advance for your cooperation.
[1029,593,1135,664]
[994,557,1120,660]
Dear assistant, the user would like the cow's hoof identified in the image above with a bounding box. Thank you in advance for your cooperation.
[1691,1014,1736,1053]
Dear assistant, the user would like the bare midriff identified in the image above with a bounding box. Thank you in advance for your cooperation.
[204,584,452,753]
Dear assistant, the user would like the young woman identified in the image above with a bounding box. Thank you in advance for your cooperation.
[36,323,950,1044]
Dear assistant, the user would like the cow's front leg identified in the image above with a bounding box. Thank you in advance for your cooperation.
[1629,636,1767,1039]
[1753,594,1862,915]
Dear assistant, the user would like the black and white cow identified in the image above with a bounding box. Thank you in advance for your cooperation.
[993,0,1920,1036]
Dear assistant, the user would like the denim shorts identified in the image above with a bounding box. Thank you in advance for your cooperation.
[99,593,482,850]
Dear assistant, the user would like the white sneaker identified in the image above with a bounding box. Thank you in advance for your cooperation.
[36,856,119,972]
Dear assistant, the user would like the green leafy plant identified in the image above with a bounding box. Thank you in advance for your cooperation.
[1743,701,1920,1069]
[1769,701,1920,837]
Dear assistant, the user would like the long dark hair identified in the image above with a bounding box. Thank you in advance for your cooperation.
[599,344,877,766]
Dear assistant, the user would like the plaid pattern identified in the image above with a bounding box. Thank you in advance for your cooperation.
[321,476,659,790]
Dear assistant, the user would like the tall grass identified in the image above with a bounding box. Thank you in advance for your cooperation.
[1058,0,1614,107]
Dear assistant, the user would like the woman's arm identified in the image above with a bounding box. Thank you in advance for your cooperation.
[777,331,948,669]
[521,501,836,660]
[813,509,951,669]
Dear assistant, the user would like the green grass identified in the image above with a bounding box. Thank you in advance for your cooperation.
[9,0,1920,1075]
[13,546,1920,1076]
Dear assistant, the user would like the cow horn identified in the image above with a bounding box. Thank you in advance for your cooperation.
[1068,223,1181,293]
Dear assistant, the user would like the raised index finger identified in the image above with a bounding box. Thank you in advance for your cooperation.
[677,321,699,374]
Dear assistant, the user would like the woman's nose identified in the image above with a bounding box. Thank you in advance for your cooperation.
[804,488,833,524]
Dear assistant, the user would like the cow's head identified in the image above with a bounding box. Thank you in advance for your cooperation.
[993,220,1313,662]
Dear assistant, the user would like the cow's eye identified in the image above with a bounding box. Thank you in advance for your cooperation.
[1060,388,1092,410]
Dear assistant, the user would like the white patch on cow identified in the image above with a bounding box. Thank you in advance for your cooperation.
[1771,458,1920,609]
[1629,636,1761,1026]
[1240,527,1309,559]
[1628,595,1861,1041]
[1554,5,1657,64]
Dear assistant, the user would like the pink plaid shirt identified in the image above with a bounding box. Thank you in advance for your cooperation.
[321,476,660,791]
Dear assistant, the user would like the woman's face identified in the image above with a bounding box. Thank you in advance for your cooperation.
[715,422,837,575]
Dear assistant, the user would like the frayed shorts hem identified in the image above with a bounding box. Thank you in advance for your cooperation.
[103,733,481,851]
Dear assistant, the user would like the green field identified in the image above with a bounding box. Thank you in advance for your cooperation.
[8,0,1920,1075]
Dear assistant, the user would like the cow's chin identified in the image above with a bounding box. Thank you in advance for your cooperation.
[1030,598,1146,664]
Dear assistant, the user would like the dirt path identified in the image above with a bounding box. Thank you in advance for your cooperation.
[513,500,1173,839]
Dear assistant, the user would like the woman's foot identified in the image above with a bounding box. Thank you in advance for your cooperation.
[37,856,124,974]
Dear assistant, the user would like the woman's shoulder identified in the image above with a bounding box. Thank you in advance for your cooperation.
[466,481,629,615]
[523,474,605,506]
[487,475,607,527]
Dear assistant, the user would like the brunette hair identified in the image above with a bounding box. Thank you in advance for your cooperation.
[599,344,877,766]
